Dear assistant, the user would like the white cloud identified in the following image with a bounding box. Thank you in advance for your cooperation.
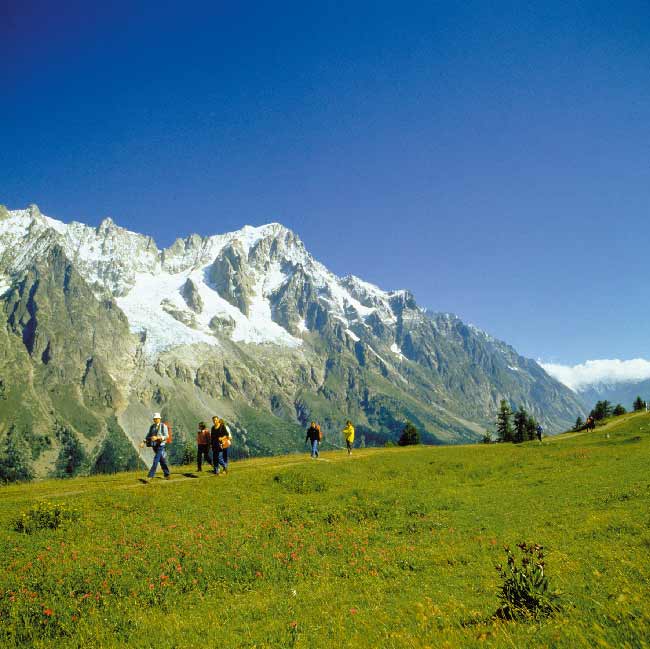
[540,358,650,392]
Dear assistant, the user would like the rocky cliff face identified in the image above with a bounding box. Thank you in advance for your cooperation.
[0,204,586,479]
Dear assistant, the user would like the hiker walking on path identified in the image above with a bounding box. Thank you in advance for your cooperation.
[144,412,171,480]
[342,420,355,455]
[211,416,232,475]
[196,421,212,471]
[536,424,543,443]
[305,421,322,458]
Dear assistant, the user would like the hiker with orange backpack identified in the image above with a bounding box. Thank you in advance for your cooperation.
[143,412,171,480]
[210,416,232,475]
[305,421,322,458]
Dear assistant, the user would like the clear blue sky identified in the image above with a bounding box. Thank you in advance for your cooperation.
[2,1,649,365]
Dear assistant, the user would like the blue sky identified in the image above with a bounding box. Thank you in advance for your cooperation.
[2,1,649,365]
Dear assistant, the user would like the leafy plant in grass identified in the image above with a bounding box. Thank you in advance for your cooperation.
[15,500,80,534]
[495,542,560,620]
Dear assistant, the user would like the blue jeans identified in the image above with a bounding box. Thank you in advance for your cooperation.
[148,446,170,478]
[213,447,228,473]
[311,439,319,457]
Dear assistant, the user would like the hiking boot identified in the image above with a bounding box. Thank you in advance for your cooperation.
[164,474,171,480]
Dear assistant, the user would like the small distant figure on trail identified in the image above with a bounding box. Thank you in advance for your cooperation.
[211,416,232,476]
[586,416,596,432]
[342,420,355,455]
[536,424,543,442]
[142,412,171,481]
[196,421,212,472]
[305,421,322,458]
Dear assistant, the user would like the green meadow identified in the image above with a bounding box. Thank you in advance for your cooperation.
[1,413,649,648]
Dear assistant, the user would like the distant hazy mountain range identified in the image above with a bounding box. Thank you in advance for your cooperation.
[0,204,584,478]
[541,359,650,412]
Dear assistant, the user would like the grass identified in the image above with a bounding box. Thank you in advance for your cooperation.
[0,412,649,647]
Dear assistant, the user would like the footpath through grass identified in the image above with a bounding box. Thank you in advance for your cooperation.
[1,413,650,648]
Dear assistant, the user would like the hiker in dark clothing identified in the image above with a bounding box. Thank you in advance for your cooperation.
[305,421,321,458]
[196,421,212,471]
[536,424,543,442]
[210,416,232,475]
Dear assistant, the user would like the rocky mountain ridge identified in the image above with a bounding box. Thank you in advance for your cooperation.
[0,204,585,479]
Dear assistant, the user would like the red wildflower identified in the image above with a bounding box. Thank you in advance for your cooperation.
[350,608,358,615]
[43,609,53,617]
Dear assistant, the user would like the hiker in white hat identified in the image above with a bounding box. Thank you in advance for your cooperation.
[143,412,171,481]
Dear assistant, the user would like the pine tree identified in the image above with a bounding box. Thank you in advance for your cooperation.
[398,421,420,446]
[592,400,612,421]
[633,396,646,412]
[0,427,34,483]
[574,416,584,431]
[496,400,514,443]
[513,407,528,444]
[525,416,538,441]
[612,404,626,417]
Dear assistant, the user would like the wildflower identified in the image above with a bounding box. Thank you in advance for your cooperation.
[149,583,155,590]
[289,621,298,629]
[350,608,358,615]
[43,608,53,617]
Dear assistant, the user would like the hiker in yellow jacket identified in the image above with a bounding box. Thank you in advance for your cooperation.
[342,420,355,455]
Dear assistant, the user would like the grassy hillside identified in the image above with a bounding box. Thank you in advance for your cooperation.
[0,413,649,648]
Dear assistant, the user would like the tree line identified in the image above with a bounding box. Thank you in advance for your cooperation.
[483,400,540,444]
[572,395,647,431]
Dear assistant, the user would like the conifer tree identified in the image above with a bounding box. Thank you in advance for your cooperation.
[513,407,528,444]
[0,427,34,483]
[633,396,646,412]
[496,399,514,443]
[525,416,538,441]
[612,404,626,417]
[398,421,420,446]
[574,416,584,431]
[591,400,612,421]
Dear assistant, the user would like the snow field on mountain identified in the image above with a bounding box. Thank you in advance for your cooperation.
[2,207,410,359]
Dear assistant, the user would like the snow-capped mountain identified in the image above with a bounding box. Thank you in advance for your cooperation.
[0,204,585,478]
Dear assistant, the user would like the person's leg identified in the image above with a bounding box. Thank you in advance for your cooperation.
[220,448,228,472]
[148,448,161,478]
[159,448,170,477]
[347,440,352,455]
[197,445,203,471]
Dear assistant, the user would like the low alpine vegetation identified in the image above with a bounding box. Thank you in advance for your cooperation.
[15,500,80,534]
[495,542,560,620]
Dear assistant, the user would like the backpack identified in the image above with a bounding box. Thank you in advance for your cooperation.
[163,421,172,444]
[316,424,323,441]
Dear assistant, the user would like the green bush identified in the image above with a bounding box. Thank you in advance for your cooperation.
[15,501,80,534]
[495,542,560,620]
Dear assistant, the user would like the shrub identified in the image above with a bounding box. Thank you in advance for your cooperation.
[15,501,80,534]
[495,542,560,620]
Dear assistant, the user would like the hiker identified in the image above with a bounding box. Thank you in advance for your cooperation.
[536,424,543,442]
[586,416,596,432]
[305,421,322,458]
[211,416,232,475]
[196,421,212,471]
[342,420,355,455]
[144,412,171,480]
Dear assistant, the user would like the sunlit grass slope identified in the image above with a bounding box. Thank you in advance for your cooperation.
[1,412,649,648]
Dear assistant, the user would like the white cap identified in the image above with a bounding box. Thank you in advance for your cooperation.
[152,412,161,419]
